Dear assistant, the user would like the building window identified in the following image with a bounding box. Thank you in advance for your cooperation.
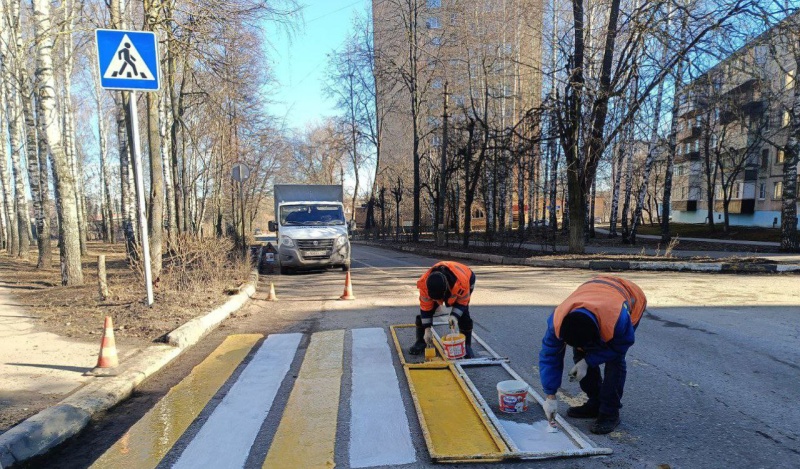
[759,182,766,199]
[783,110,791,127]
[777,149,785,164]
[733,182,742,199]
[774,181,783,199]
[426,16,441,29]
[764,113,771,129]
[432,78,443,89]
[427,0,441,8]
[431,36,442,46]
[694,139,700,152]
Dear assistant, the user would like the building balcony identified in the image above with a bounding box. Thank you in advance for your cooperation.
[678,125,702,142]
[673,200,698,212]
[714,198,756,214]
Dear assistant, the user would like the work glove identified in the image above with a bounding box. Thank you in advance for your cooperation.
[569,359,588,382]
[423,327,433,346]
[447,314,459,334]
[543,397,558,421]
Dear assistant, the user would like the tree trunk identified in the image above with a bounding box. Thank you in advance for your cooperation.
[146,91,164,280]
[630,77,666,244]
[609,139,624,237]
[159,90,177,246]
[61,0,87,254]
[33,0,83,285]
[661,65,686,243]
[34,94,53,268]
[0,63,19,257]
[8,94,31,258]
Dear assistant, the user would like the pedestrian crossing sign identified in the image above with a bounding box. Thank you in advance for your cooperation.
[95,29,160,91]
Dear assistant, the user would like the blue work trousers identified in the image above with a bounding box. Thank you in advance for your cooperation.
[573,348,627,418]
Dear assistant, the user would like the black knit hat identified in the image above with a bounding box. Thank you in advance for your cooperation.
[426,271,449,301]
[560,311,600,347]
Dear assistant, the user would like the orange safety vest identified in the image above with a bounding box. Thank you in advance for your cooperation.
[417,261,473,311]
[553,276,647,342]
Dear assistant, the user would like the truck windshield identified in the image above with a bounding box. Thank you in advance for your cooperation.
[280,205,345,226]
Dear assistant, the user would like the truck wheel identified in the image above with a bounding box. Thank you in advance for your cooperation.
[341,263,350,272]
[280,265,292,275]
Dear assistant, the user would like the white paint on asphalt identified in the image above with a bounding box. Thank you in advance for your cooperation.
[349,328,416,468]
[172,333,302,469]
[499,420,577,453]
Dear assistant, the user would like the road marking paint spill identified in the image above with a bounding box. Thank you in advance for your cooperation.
[89,334,262,469]
[172,333,302,469]
[262,329,345,469]
[348,328,416,468]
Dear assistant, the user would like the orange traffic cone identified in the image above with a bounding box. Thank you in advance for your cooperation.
[266,281,278,301]
[85,316,119,376]
[339,271,356,300]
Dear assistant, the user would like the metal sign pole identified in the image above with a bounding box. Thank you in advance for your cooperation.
[129,91,155,306]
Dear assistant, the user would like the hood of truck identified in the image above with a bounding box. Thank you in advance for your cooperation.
[278,225,348,240]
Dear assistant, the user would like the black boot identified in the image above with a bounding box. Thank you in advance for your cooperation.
[462,328,475,358]
[459,316,475,359]
[409,316,427,355]
[590,413,620,434]
[567,402,600,419]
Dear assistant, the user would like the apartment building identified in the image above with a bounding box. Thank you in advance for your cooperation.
[372,0,543,228]
[671,13,800,228]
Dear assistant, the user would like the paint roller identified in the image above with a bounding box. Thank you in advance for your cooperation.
[523,386,559,433]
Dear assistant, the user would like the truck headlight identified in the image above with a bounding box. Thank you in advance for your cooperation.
[280,236,295,247]
[335,235,347,247]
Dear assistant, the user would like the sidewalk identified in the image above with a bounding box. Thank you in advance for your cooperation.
[0,285,112,434]
[593,227,781,247]
[417,234,800,263]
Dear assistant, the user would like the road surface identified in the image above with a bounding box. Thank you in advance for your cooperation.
[30,244,800,468]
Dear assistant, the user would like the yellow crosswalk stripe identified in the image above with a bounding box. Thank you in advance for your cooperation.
[90,334,262,469]
[263,329,345,469]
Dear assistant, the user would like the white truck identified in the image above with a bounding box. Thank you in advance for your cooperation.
[268,184,352,274]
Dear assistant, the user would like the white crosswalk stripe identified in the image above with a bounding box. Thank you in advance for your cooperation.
[172,333,302,469]
[349,328,416,468]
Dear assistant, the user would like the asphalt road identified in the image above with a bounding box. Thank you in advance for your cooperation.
[31,244,800,469]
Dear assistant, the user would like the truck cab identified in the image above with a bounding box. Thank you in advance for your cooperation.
[268,185,351,274]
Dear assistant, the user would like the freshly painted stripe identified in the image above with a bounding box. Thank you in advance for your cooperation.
[172,333,302,469]
[90,334,262,469]
[262,330,345,469]
[349,328,416,468]
[407,367,507,459]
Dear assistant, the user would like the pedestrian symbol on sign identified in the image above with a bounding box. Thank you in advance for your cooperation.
[102,34,154,81]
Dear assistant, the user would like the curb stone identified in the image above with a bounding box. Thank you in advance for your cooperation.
[354,241,800,274]
[0,249,262,468]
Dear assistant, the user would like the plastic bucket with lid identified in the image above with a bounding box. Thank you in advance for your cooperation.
[441,333,466,359]
[497,380,528,413]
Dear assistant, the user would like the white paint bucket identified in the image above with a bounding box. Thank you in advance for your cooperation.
[441,333,466,360]
[497,380,528,413]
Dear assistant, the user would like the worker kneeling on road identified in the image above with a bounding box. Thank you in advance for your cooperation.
[409,261,476,358]
[539,275,646,434]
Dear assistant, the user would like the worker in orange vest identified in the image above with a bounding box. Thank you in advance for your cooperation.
[409,261,476,358]
[539,275,647,434]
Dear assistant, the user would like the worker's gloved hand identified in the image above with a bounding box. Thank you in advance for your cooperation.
[569,359,588,382]
[543,397,558,421]
[447,314,459,334]
[423,327,433,346]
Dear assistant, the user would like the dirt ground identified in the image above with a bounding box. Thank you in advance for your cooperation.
[0,241,252,346]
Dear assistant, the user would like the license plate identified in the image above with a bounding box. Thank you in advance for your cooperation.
[303,250,327,257]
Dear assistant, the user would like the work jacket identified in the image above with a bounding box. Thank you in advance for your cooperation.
[417,261,473,313]
[539,276,647,396]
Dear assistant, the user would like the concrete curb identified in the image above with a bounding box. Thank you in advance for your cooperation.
[355,241,800,274]
[0,252,262,469]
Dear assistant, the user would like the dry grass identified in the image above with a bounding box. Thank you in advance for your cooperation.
[0,239,252,345]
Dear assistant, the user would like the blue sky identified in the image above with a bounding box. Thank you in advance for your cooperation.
[266,0,370,131]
